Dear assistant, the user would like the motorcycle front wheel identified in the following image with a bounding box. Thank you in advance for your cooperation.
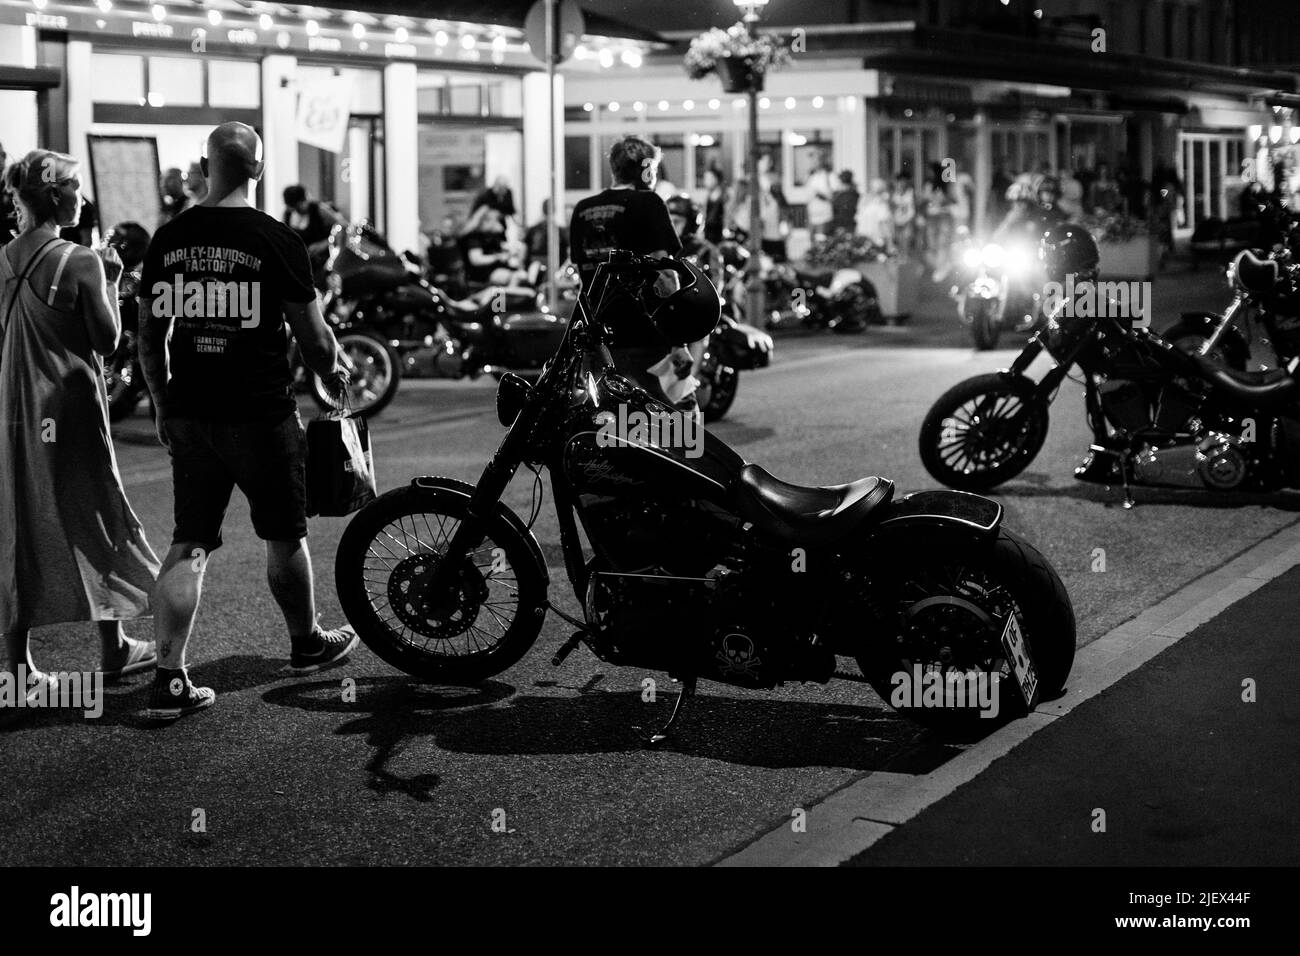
[310,329,402,417]
[919,373,1049,491]
[856,527,1076,736]
[967,298,1001,350]
[335,485,548,683]
[698,365,739,422]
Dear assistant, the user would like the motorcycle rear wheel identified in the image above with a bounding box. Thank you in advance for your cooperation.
[310,329,402,418]
[856,527,1075,736]
[335,485,548,683]
[919,373,1049,491]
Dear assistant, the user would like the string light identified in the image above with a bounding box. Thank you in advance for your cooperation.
[434,30,448,46]
[812,95,824,108]
[598,48,614,68]
[461,33,476,50]
[258,13,272,30]
[583,102,594,112]
[207,9,221,26]
[305,20,319,36]
[151,4,166,21]
[633,101,644,112]
[785,96,796,109]
[657,99,669,111]
[394,27,408,43]
[352,23,366,39]
[95,0,112,11]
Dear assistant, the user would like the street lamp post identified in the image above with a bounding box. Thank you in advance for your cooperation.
[735,0,768,328]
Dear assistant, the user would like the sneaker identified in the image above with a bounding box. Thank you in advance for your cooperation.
[145,669,216,722]
[288,625,359,675]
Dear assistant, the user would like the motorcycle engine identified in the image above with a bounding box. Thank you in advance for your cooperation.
[1098,378,1202,438]
[583,566,832,689]
[1132,432,1251,490]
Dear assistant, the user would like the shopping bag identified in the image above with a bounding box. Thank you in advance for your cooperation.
[305,409,376,517]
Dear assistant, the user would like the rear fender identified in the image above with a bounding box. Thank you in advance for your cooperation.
[866,490,1003,545]
[409,475,549,585]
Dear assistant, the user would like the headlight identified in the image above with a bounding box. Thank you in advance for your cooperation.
[961,247,981,270]
[982,244,1006,269]
[1004,248,1032,275]
[495,372,531,427]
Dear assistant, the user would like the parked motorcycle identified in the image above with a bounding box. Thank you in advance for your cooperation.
[920,224,1300,506]
[951,233,1044,350]
[318,222,567,413]
[767,260,881,333]
[335,251,1076,741]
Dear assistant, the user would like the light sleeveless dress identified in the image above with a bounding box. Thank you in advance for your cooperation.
[0,237,159,632]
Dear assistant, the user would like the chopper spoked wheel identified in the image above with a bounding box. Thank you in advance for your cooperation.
[336,485,548,683]
[856,528,1076,738]
[919,373,1049,492]
[310,330,402,418]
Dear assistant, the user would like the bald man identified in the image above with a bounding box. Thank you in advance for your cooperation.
[137,122,359,721]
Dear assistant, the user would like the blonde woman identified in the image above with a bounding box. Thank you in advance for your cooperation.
[0,149,159,709]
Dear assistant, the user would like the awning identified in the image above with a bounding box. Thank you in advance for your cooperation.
[306,1,663,43]
[0,64,61,91]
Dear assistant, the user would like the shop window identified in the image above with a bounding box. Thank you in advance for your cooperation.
[450,84,480,115]
[148,56,204,107]
[208,59,259,109]
[298,66,382,115]
[565,136,592,191]
[90,53,144,105]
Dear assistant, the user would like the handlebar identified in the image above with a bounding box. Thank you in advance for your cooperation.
[601,251,694,282]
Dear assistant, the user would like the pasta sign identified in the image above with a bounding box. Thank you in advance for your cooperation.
[295,75,355,154]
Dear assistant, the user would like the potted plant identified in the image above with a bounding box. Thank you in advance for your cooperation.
[684,23,791,94]
[803,233,917,322]
[1083,212,1158,280]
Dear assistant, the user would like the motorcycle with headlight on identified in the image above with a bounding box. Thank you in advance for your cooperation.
[920,224,1300,506]
[334,250,1077,743]
[952,235,1044,350]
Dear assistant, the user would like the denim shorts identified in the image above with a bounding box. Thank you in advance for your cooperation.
[165,410,308,550]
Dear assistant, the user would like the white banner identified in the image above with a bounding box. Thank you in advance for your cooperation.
[295,75,354,154]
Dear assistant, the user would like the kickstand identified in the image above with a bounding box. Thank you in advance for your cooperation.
[1119,457,1136,510]
[644,676,697,748]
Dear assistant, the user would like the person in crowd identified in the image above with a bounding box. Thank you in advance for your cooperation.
[757,152,790,261]
[282,183,346,259]
[569,136,692,413]
[472,175,517,231]
[0,142,16,247]
[523,198,569,278]
[1,149,160,711]
[702,166,727,245]
[160,168,190,224]
[137,122,356,721]
[891,172,917,256]
[990,158,1014,224]
[1059,167,1086,219]
[922,163,954,279]
[857,178,893,249]
[1151,160,1183,260]
[426,213,467,295]
[994,174,1069,243]
[1088,161,1122,214]
[184,161,208,205]
[459,205,516,286]
[804,154,836,239]
[728,175,751,236]
[832,170,860,235]
[60,193,97,247]
[653,162,679,202]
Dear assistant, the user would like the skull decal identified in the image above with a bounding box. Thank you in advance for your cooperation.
[716,632,762,678]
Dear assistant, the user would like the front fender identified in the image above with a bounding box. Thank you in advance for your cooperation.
[409,475,549,586]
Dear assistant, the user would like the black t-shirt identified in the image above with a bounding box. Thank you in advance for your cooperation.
[462,231,505,284]
[140,205,315,422]
[569,187,681,348]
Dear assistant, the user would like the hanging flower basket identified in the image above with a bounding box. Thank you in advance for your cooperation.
[684,23,789,91]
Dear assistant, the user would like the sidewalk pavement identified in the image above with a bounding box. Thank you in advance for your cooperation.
[720,519,1300,866]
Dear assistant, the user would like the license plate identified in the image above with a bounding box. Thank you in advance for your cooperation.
[1000,611,1039,709]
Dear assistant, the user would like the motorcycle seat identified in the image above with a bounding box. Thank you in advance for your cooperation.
[1189,354,1299,405]
[735,463,894,547]
[795,266,835,287]
[1234,249,1279,295]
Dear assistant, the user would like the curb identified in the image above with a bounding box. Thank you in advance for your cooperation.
[715,517,1300,867]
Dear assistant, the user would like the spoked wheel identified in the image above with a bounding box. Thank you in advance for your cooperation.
[699,365,739,422]
[857,528,1075,736]
[919,373,1049,491]
[335,485,547,683]
[310,330,402,417]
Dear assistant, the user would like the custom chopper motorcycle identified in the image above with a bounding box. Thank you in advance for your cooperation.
[920,223,1300,505]
[336,251,1076,743]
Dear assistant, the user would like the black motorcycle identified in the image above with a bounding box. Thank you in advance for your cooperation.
[920,224,1300,506]
[335,251,1076,741]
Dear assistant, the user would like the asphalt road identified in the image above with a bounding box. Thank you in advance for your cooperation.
[5,264,1296,866]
